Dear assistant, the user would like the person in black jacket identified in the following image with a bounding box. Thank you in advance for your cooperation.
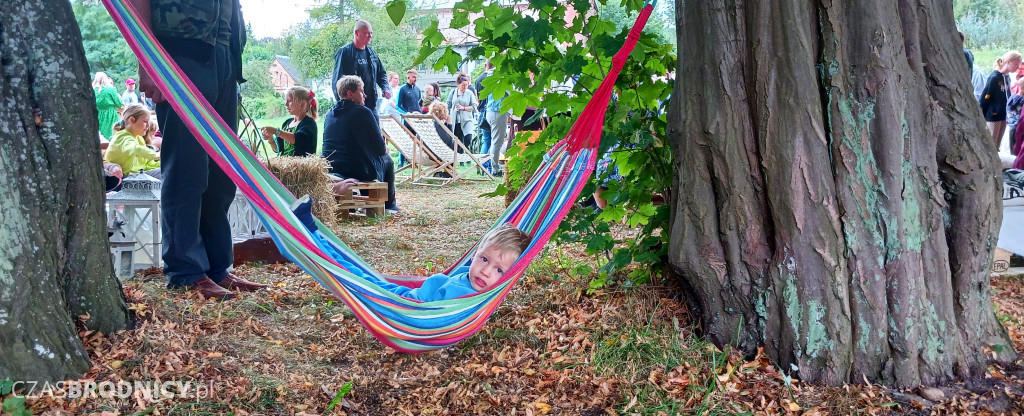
[980,50,1022,148]
[331,19,391,108]
[322,76,398,211]
[397,69,422,114]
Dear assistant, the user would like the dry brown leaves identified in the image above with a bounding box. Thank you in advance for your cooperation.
[21,183,1024,415]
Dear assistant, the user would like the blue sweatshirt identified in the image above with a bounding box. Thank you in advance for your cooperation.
[373,266,477,301]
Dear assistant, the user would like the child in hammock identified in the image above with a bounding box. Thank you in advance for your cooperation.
[290,196,530,301]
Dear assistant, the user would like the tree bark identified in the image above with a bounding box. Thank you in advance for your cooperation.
[0,0,133,383]
[668,0,1014,388]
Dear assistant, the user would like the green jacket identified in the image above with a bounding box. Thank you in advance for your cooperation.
[105,130,160,174]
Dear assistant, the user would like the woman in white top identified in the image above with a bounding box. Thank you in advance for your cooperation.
[378,71,402,118]
[447,73,478,152]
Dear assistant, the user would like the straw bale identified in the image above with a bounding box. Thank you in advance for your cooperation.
[265,156,336,222]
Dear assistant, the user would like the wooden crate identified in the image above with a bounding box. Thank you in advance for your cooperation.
[336,181,387,219]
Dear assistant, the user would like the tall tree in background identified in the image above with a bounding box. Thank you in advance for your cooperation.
[72,0,137,84]
[1,0,133,382]
[669,0,1013,388]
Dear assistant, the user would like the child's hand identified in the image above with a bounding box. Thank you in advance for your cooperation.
[261,126,277,140]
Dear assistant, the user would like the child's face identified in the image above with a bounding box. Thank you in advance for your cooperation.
[127,112,150,137]
[468,244,518,291]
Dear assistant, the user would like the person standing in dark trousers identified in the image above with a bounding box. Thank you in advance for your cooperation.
[396,69,422,114]
[323,76,398,212]
[474,62,493,158]
[130,0,267,300]
[331,20,391,108]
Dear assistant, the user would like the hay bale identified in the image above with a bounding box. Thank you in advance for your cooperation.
[265,156,336,222]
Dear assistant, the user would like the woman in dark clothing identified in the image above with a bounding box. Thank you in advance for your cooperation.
[428,101,457,151]
[322,76,397,211]
[980,50,1022,148]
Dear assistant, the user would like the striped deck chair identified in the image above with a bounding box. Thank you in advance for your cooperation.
[378,114,451,186]
[403,114,495,183]
[102,0,654,353]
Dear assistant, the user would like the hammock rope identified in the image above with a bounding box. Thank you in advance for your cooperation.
[101,0,654,352]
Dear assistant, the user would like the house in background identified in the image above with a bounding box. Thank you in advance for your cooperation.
[269,55,304,94]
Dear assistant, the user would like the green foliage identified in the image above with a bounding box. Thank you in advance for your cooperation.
[325,381,353,412]
[239,59,284,120]
[407,0,675,288]
[956,0,1024,50]
[1,380,30,416]
[954,0,1013,21]
[72,0,137,86]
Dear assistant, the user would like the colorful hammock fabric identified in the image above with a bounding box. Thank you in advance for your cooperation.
[101,0,654,353]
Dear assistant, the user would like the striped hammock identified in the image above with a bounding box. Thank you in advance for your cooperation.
[102,0,654,353]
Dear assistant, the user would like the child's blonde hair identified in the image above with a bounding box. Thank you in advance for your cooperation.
[995,50,1023,71]
[478,224,530,259]
[286,86,318,121]
[429,101,449,120]
[145,116,159,143]
[113,103,150,133]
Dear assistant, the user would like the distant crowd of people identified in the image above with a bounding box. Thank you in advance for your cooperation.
[967,32,1024,170]
[256,19,515,215]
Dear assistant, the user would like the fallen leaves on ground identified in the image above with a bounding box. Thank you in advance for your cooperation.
[17,182,1024,415]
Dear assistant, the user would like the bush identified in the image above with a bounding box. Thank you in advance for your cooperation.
[959,12,1024,50]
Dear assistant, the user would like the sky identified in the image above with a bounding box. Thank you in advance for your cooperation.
[239,0,317,39]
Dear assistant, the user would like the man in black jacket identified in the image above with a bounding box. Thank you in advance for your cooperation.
[396,69,422,114]
[323,76,398,211]
[331,20,391,108]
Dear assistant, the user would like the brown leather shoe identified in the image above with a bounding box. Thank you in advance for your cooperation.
[191,277,236,300]
[216,273,268,292]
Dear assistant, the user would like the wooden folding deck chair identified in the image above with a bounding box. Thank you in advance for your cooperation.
[377,114,451,185]
[402,114,495,183]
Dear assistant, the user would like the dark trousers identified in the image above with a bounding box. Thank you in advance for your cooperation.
[371,155,397,209]
[159,44,238,288]
[1012,124,1019,156]
[453,123,472,153]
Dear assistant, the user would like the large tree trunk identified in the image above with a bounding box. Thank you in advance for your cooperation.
[668,0,1014,388]
[0,0,133,383]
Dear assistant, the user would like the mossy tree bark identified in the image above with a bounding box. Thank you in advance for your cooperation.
[668,0,1015,388]
[0,0,133,383]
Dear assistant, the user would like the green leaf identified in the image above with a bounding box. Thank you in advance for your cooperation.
[2,397,27,414]
[598,206,627,222]
[451,9,471,29]
[385,0,407,25]
[530,0,558,10]
[422,20,445,47]
[434,47,463,73]
[586,234,613,252]
[490,7,517,38]
[325,382,354,412]
[0,379,13,395]
[573,264,593,277]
